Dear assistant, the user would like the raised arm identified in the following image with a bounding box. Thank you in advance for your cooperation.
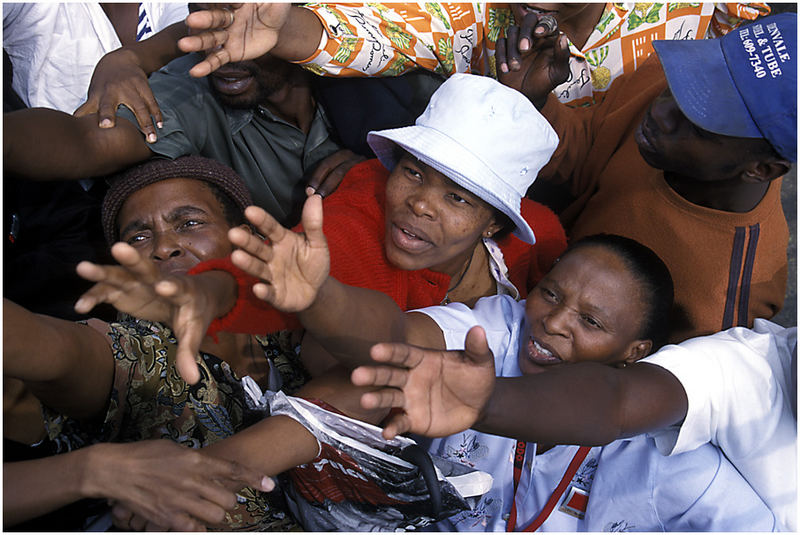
[74,242,239,385]
[476,362,687,445]
[3,108,152,181]
[178,4,322,77]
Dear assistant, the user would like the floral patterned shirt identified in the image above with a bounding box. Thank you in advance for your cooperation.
[43,318,308,531]
[548,2,770,106]
[297,2,768,106]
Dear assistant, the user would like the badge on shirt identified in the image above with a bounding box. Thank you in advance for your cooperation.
[559,485,589,519]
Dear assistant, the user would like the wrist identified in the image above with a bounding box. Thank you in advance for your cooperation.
[297,275,334,321]
[193,271,238,319]
[110,47,144,70]
[78,444,111,500]
[473,378,503,433]
[274,6,325,62]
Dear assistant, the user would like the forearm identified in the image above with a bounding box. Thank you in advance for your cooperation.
[3,448,92,527]
[126,21,187,73]
[188,258,300,336]
[298,278,408,368]
[4,300,104,382]
[204,415,320,475]
[271,6,325,62]
[191,270,239,322]
[3,108,150,180]
[204,372,389,476]
[475,362,687,445]
[3,299,113,420]
[534,93,594,187]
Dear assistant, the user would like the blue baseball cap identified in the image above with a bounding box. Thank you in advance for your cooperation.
[653,13,796,162]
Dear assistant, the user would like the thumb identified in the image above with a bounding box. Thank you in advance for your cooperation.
[463,326,493,366]
[73,98,96,118]
[176,347,202,385]
[301,194,326,247]
[551,33,571,85]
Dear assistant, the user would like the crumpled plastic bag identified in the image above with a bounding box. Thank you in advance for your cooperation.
[243,380,492,532]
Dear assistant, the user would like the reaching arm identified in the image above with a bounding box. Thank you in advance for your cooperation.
[475,362,688,445]
[202,367,381,476]
[75,242,239,385]
[3,440,272,531]
[74,21,188,140]
[353,333,688,444]
[178,4,323,77]
[3,299,113,420]
[3,108,152,181]
[113,367,388,530]
[227,196,445,368]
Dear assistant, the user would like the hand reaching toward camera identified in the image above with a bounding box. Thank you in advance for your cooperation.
[228,194,330,312]
[75,243,237,385]
[351,326,497,440]
[179,3,291,77]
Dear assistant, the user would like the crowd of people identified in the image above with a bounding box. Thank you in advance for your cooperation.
[3,2,796,532]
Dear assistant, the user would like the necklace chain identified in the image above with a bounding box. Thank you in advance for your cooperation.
[441,252,474,305]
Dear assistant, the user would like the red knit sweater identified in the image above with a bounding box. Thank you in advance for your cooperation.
[191,159,567,336]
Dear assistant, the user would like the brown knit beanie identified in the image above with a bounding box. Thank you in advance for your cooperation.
[102,155,253,244]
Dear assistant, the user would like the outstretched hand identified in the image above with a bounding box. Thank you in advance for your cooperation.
[228,194,330,312]
[351,326,496,440]
[496,13,571,108]
[75,243,230,385]
[179,3,290,78]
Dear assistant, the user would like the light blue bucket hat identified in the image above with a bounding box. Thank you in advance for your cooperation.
[367,73,559,244]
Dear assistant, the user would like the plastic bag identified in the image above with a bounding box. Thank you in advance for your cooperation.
[265,390,492,531]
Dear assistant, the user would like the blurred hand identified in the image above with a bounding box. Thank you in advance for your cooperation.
[89,440,274,532]
[75,243,235,385]
[179,3,290,77]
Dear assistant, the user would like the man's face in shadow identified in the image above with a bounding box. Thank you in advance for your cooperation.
[208,55,296,109]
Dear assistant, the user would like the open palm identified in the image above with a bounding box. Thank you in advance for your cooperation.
[228,195,330,313]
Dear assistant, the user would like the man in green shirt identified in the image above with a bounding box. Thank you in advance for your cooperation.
[5,52,350,227]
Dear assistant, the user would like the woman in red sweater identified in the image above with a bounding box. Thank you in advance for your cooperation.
[187,75,566,350]
[87,73,567,385]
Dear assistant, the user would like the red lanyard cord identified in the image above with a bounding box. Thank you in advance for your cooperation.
[506,442,591,532]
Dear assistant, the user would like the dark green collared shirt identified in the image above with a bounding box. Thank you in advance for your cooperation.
[117,54,341,226]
